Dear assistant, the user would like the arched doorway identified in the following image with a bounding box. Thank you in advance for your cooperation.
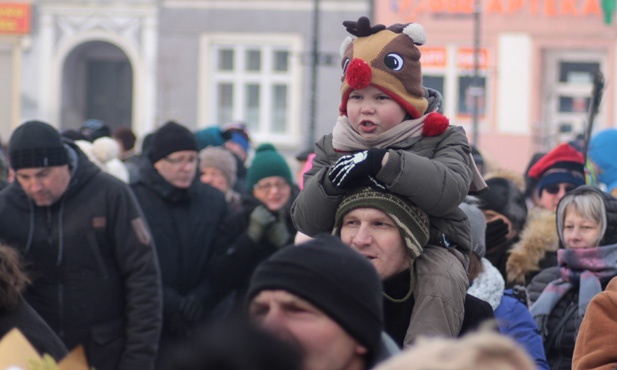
[60,41,133,131]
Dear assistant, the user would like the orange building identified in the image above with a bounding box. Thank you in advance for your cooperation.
[376,0,615,172]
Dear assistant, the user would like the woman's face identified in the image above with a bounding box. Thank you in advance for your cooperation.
[562,206,602,249]
[252,176,292,211]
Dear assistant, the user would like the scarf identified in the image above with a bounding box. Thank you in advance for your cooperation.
[530,244,617,332]
[467,258,505,310]
[331,115,487,193]
[332,115,425,151]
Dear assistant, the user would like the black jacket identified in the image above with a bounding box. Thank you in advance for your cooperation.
[0,143,162,370]
[131,161,227,338]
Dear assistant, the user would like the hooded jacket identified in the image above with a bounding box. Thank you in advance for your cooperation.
[0,143,162,370]
[527,186,617,370]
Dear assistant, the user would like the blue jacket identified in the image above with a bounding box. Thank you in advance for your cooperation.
[495,290,549,370]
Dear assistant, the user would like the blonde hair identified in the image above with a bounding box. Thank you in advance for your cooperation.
[556,190,606,248]
[374,331,535,370]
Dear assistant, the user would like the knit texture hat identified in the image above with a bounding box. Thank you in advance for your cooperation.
[150,121,198,163]
[333,187,430,259]
[527,143,585,194]
[195,126,225,151]
[9,121,69,170]
[339,16,428,119]
[247,144,293,189]
[459,201,487,258]
[198,147,237,187]
[246,234,384,360]
[477,177,528,233]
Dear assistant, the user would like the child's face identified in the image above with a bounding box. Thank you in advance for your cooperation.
[346,85,407,138]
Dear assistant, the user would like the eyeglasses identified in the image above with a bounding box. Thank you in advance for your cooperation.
[544,184,576,195]
[163,155,198,166]
[254,180,289,192]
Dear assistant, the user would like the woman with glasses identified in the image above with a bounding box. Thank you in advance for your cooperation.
[208,143,299,313]
[527,186,617,370]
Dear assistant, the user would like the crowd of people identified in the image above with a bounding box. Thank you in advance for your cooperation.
[1,15,617,370]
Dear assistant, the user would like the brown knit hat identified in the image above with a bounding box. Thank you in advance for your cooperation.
[339,17,428,119]
[333,187,430,259]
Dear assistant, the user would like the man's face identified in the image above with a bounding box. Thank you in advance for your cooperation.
[154,150,198,189]
[340,208,409,280]
[15,166,71,206]
[250,290,367,370]
[539,182,576,212]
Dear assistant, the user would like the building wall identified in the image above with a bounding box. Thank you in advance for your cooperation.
[376,0,616,173]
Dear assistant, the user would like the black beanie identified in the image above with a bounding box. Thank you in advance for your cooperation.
[246,235,383,360]
[477,177,528,233]
[150,121,198,163]
[9,121,69,170]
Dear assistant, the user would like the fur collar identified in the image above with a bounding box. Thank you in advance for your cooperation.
[506,207,559,285]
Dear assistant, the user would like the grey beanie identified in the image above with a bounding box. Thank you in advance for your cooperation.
[459,200,486,259]
[199,147,237,187]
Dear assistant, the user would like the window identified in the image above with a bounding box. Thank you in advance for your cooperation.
[200,34,302,145]
[457,76,486,116]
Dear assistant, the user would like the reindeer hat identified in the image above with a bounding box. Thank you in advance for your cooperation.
[339,17,428,119]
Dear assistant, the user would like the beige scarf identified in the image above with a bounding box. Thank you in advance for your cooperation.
[332,115,425,151]
[331,115,487,193]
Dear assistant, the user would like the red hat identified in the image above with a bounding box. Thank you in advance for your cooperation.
[527,143,584,180]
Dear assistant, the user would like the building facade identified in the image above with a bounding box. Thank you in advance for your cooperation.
[377,0,617,171]
[1,0,369,156]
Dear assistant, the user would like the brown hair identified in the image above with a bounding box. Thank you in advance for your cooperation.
[0,246,30,309]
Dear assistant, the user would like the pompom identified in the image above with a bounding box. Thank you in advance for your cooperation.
[403,23,427,46]
[92,136,121,163]
[346,59,372,90]
[422,112,449,136]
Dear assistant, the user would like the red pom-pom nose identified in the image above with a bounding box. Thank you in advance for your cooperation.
[346,59,372,90]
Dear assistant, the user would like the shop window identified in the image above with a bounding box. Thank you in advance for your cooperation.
[423,75,445,108]
[559,62,599,84]
[457,76,486,116]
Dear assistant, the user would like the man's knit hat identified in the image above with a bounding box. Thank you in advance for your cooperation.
[9,121,69,170]
[459,200,487,259]
[247,144,293,189]
[527,143,585,195]
[246,234,384,361]
[198,147,237,187]
[476,177,528,233]
[150,121,198,163]
[333,187,430,259]
[339,16,428,119]
[195,126,226,151]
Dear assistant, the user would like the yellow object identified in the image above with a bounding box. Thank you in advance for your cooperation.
[0,328,90,370]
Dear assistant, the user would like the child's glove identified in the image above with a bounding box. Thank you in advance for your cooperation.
[247,205,276,242]
[485,218,509,248]
[328,149,387,189]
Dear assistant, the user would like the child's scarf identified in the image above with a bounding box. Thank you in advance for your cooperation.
[530,244,617,335]
[332,115,425,151]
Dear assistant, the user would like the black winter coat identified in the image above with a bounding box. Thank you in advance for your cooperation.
[0,144,162,370]
[131,161,227,338]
